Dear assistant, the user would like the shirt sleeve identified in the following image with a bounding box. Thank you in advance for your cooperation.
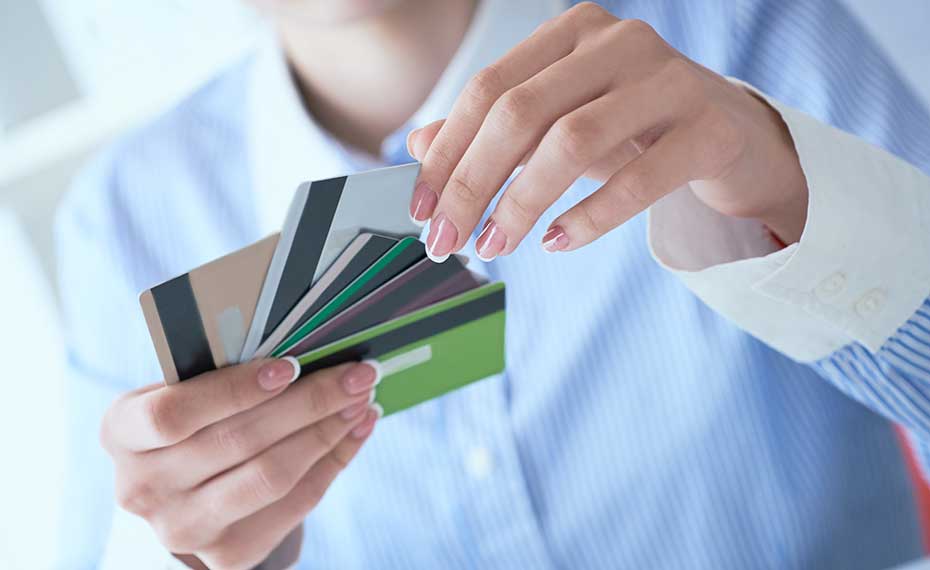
[53,151,162,569]
[649,0,930,471]
[649,83,930,361]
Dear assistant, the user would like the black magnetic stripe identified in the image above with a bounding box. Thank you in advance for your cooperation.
[263,176,346,341]
[285,234,397,339]
[299,287,505,374]
[308,256,470,351]
[340,239,427,309]
[150,274,215,381]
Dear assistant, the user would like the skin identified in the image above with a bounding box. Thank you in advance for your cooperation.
[104,1,809,567]
[407,3,808,262]
[102,358,380,569]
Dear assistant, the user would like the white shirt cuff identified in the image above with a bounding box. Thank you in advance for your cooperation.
[648,78,930,362]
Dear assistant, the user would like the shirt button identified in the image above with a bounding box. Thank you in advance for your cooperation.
[856,289,886,318]
[815,272,847,299]
[465,446,494,480]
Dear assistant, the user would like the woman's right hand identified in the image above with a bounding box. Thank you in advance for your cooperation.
[100,358,380,570]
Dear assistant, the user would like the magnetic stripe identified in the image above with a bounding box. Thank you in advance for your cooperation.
[296,287,505,373]
[284,234,397,339]
[263,175,346,340]
[150,274,215,381]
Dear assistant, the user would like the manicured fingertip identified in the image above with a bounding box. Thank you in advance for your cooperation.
[406,128,420,158]
[410,182,438,226]
[350,408,379,439]
[362,359,383,386]
[425,213,458,263]
[542,225,570,253]
[258,358,301,391]
[282,356,301,384]
[475,218,507,262]
[371,403,384,419]
[341,362,379,396]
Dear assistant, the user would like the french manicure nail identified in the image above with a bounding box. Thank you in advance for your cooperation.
[425,212,458,263]
[340,400,370,420]
[475,218,507,262]
[406,129,421,158]
[257,357,300,391]
[542,225,569,253]
[351,408,379,439]
[341,362,378,395]
[409,182,438,226]
[361,359,383,386]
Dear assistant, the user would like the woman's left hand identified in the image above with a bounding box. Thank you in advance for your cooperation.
[406,2,808,262]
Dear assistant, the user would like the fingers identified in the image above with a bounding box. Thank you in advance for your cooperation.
[197,425,374,570]
[423,47,615,262]
[144,362,378,491]
[147,406,379,554]
[409,5,586,228]
[103,358,301,453]
[407,119,443,163]
[478,74,681,259]
[544,123,700,252]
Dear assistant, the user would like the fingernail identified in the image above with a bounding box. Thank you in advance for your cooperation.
[542,225,569,253]
[257,357,300,391]
[340,399,370,420]
[425,212,458,263]
[475,218,507,262]
[409,182,438,227]
[351,407,380,439]
[406,128,421,158]
[341,362,378,395]
[362,359,383,386]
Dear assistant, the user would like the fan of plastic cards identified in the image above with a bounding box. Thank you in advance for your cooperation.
[139,163,506,416]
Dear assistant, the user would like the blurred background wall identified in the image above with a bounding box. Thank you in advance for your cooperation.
[0,1,927,568]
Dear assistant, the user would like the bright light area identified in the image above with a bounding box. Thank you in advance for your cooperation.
[0,212,67,570]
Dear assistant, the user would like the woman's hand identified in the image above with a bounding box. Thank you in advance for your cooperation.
[407,2,807,261]
[101,359,380,570]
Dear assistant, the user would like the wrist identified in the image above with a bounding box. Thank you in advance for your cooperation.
[742,86,809,244]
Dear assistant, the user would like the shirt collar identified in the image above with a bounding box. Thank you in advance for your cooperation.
[248,0,568,234]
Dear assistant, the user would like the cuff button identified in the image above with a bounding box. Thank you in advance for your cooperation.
[855,289,886,318]
[815,272,847,300]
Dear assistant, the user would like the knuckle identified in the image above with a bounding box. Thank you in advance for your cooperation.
[145,392,181,445]
[308,422,339,452]
[115,477,159,517]
[247,457,295,504]
[492,85,541,131]
[303,382,333,419]
[661,57,702,99]
[447,169,483,206]
[551,115,598,165]
[576,200,604,237]
[155,519,200,554]
[566,2,611,27]
[213,424,253,458]
[327,446,352,472]
[497,190,538,227]
[426,139,457,174]
[616,18,657,41]
[202,540,262,570]
[465,65,506,112]
[617,167,651,206]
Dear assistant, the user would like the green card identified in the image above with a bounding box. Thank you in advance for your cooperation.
[296,282,506,416]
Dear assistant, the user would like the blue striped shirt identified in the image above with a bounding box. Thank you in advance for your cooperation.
[55,0,930,568]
